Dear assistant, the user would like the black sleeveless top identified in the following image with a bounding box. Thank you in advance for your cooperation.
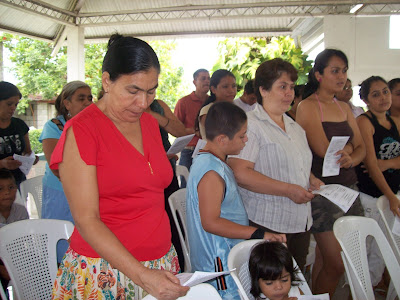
[356,112,400,197]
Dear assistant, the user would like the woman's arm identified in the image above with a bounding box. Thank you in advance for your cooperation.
[22,133,39,165]
[198,170,286,241]
[60,128,188,300]
[296,100,330,158]
[147,100,187,137]
[227,158,314,204]
[357,116,400,216]
[42,139,60,178]
[337,104,365,168]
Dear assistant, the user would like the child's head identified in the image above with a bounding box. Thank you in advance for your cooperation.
[0,169,17,211]
[205,102,247,155]
[249,242,300,300]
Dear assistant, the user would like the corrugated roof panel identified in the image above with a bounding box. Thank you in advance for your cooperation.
[0,5,60,40]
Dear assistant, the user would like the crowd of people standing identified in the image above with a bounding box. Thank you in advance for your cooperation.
[0,33,399,300]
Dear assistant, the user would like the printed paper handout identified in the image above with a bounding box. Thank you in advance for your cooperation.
[167,134,195,155]
[192,139,207,158]
[312,184,359,213]
[13,151,36,176]
[298,294,330,300]
[176,270,235,287]
[322,136,350,177]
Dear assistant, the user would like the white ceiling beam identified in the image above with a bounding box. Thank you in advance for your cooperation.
[0,0,76,26]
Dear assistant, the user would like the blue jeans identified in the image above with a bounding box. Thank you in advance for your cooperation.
[178,148,194,188]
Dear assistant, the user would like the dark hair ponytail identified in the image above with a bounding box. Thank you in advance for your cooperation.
[304,49,348,97]
[102,33,160,81]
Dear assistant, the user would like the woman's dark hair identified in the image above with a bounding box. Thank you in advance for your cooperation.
[359,76,388,102]
[249,242,300,298]
[55,81,91,119]
[388,78,400,92]
[205,102,247,141]
[303,49,348,98]
[0,81,22,101]
[102,33,160,81]
[194,69,236,134]
[254,58,298,105]
[203,69,236,106]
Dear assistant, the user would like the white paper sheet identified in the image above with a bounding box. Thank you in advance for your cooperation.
[298,294,330,300]
[392,216,400,237]
[192,139,207,158]
[312,184,359,213]
[13,151,36,176]
[176,270,235,287]
[167,134,195,155]
[322,136,350,177]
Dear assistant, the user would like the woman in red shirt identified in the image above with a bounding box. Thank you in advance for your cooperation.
[50,34,189,300]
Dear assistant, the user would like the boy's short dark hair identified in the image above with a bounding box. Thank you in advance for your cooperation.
[249,242,300,298]
[244,80,255,95]
[205,102,247,141]
[0,169,16,183]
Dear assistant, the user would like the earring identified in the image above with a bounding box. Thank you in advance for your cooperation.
[318,78,322,82]
[67,111,71,118]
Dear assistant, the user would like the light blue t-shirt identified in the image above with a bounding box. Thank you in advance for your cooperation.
[39,115,66,191]
[186,152,249,300]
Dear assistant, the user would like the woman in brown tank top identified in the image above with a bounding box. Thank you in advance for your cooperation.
[296,49,365,297]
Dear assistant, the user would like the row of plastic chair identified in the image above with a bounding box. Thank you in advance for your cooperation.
[333,195,400,300]
[16,175,44,218]
[0,219,74,300]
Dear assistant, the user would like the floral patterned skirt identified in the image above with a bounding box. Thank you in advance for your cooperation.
[52,244,180,300]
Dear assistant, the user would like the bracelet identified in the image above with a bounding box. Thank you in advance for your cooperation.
[249,228,265,240]
[162,118,170,128]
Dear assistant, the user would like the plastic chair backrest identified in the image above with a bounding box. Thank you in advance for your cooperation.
[20,175,44,218]
[176,165,189,188]
[142,283,222,299]
[0,219,74,300]
[227,239,312,300]
[377,195,400,261]
[168,188,191,272]
[333,216,400,300]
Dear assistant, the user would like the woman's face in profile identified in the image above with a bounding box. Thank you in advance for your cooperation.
[211,75,237,102]
[391,83,400,112]
[0,96,19,121]
[319,56,348,94]
[105,67,159,123]
[260,72,295,116]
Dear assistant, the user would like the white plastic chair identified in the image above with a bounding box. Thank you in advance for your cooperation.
[227,239,312,300]
[142,283,222,299]
[176,165,189,188]
[168,188,191,272]
[377,195,400,300]
[0,219,74,300]
[333,216,400,300]
[20,175,44,218]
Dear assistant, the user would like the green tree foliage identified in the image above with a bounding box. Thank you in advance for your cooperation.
[84,43,107,98]
[1,33,67,113]
[29,129,43,154]
[213,36,313,91]
[149,40,185,108]
[1,34,184,112]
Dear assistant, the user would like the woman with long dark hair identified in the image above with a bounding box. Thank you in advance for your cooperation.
[296,49,365,296]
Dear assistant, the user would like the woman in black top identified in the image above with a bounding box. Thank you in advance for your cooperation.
[0,82,36,187]
[356,76,400,287]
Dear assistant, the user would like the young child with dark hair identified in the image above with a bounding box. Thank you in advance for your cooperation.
[186,102,285,299]
[0,168,29,297]
[249,242,301,300]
